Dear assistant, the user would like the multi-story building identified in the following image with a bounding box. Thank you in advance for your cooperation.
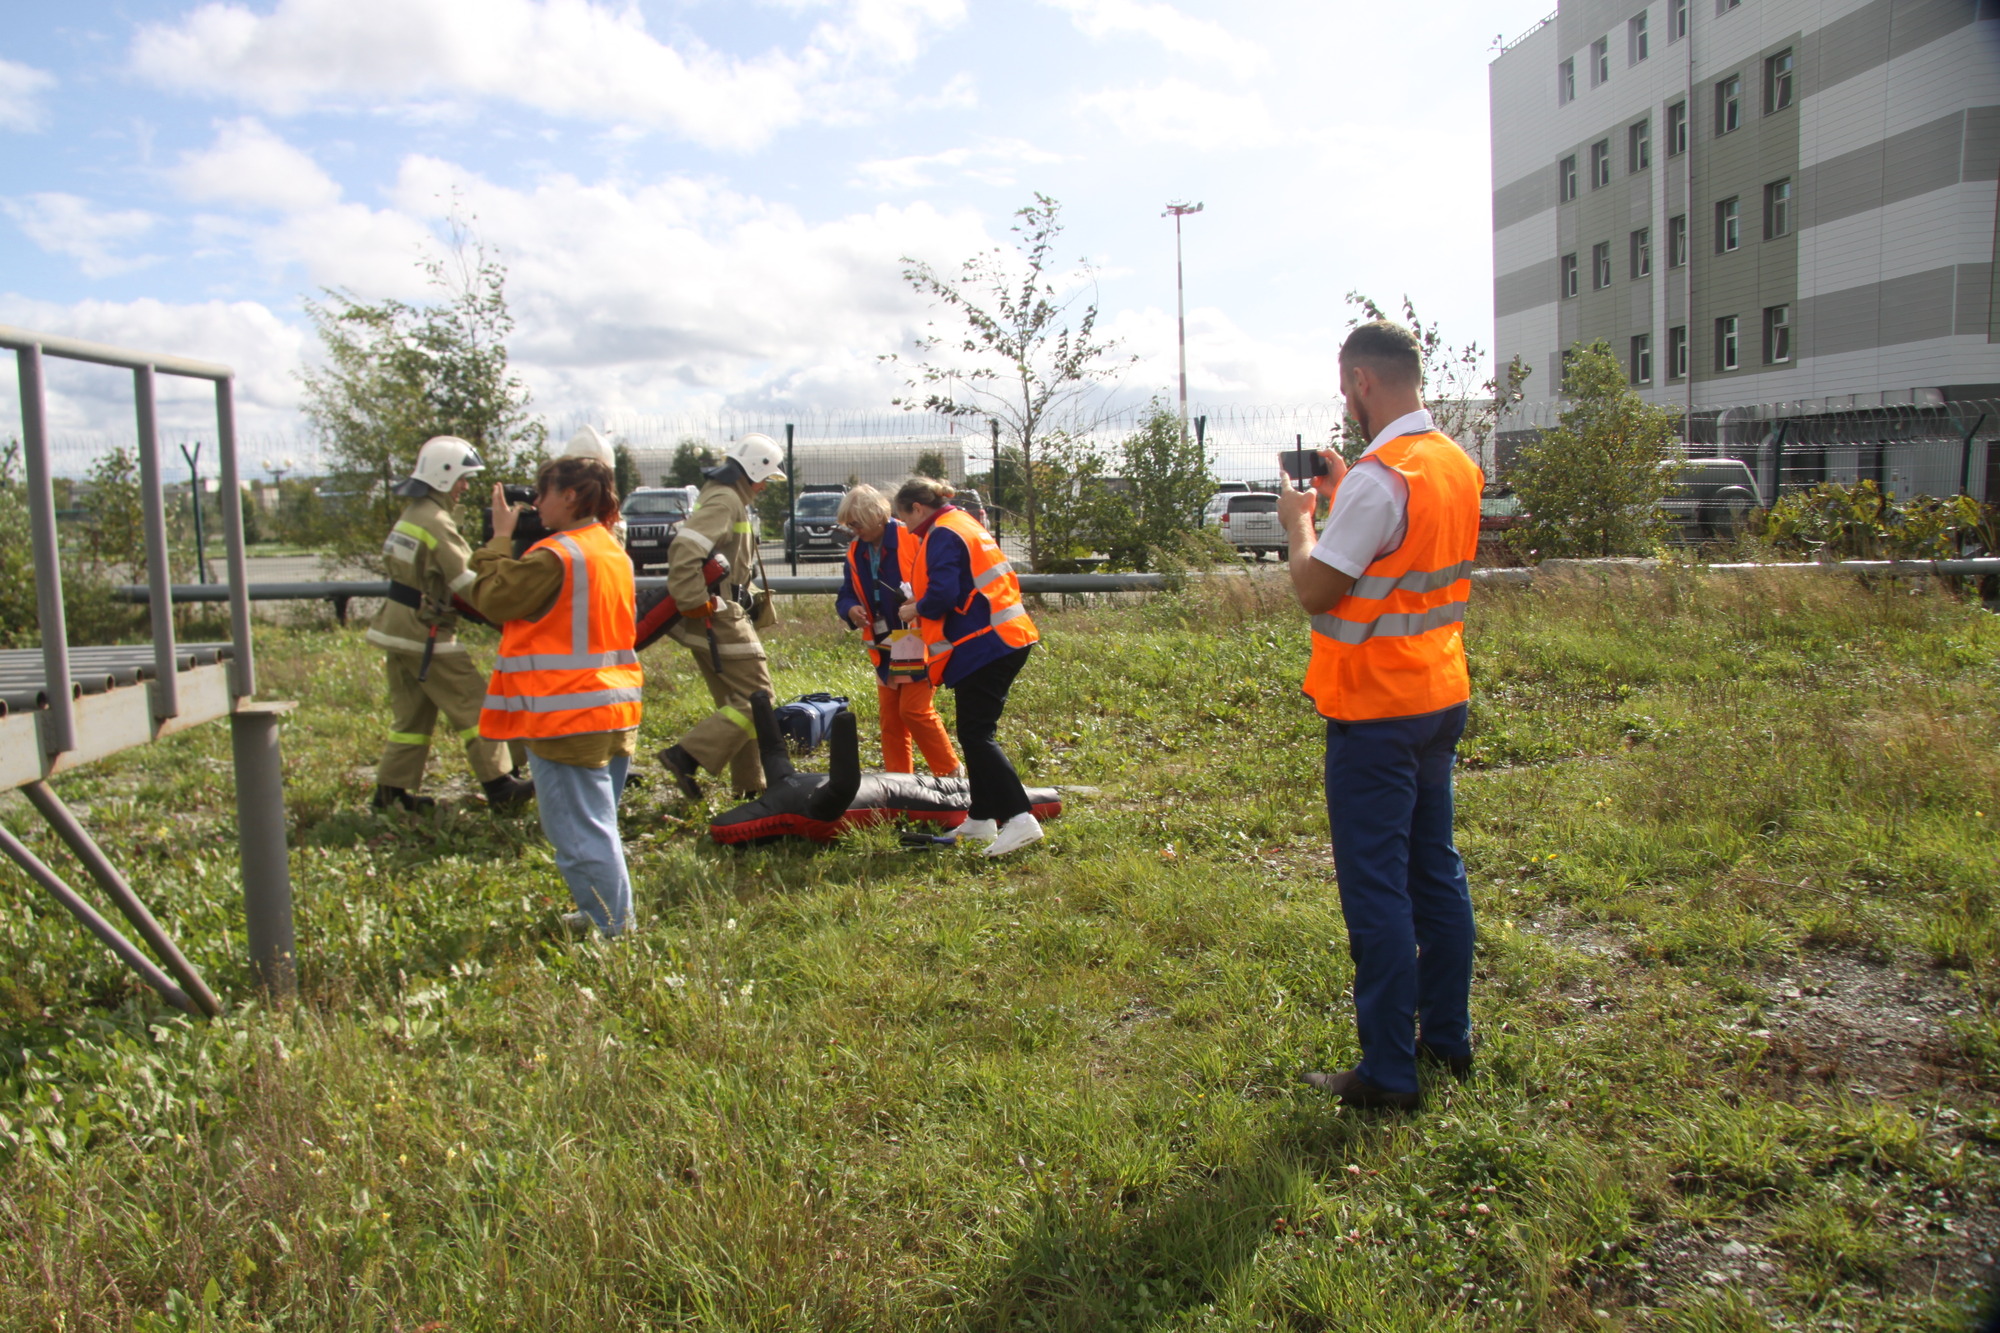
[1490,0,2000,474]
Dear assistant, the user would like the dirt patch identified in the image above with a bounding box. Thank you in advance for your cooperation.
[1745,953,1985,1099]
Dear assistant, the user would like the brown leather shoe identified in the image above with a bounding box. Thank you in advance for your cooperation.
[1300,1067,1420,1110]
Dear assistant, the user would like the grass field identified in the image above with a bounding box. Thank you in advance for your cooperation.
[0,570,1996,1331]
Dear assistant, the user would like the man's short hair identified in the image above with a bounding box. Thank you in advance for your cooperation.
[1339,320,1423,386]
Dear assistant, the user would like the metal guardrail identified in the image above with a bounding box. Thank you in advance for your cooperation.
[1,324,256,748]
[117,572,1173,607]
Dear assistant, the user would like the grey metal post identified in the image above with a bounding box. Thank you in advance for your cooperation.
[1959,413,1986,497]
[989,418,1001,540]
[786,422,797,577]
[231,703,295,998]
[16,343,72,754]
[133,365,180,719]
[22,781,223,1017]
[213,377,255,698]
[0,823,198,1016]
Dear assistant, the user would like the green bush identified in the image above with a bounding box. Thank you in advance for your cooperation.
[1506,341,1678,559]
[1762,480,1989,560]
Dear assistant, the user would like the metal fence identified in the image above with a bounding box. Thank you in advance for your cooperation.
[1496,396,2000,502]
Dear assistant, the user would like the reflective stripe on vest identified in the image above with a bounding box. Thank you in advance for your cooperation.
[1347,559,1475,601]
[493,649,640,673]
[972,559,1014,590]
[1310,599,1468,646]
[482,687,645,713]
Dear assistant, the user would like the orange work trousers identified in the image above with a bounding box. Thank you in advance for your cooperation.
[877,680,959,775]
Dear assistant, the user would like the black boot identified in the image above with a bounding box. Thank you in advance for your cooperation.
[372,785,435,813]
[657,745,703,800]
[482,773,536,813]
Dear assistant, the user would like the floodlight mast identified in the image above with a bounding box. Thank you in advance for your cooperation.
[1163,201,1203,448]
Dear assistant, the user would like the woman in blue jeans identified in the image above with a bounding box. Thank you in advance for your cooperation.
[474,456,642,936]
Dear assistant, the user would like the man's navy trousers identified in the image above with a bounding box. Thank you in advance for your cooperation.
[1324,701,1475,1096]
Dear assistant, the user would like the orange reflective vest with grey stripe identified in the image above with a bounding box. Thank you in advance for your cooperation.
[912,508,1039,687]
[479,522,643,740]
[1303,430,1483,722]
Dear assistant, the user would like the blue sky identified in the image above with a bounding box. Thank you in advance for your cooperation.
[0,0,1556,442]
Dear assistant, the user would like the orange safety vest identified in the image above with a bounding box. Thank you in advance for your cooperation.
[1303,431,1483,723]
[480,522,643,740]
[845,521,919,671]
[912,508,1039,686]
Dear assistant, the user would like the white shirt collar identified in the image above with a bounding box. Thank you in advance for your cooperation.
[1361,406,1435,457]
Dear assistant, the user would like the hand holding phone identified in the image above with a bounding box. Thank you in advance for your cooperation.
[1278,448,1329,488]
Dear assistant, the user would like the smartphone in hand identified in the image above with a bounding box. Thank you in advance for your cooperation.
[1279,448,1329,489]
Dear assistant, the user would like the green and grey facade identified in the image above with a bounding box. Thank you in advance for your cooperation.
[1490,0,2000,424]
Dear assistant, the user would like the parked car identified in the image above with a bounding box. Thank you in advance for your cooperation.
[1211,480,1252,494]
[623,486,693,572]
[1661,458,1763,542]
[1204,491,1287,560]
[784,487,847,559]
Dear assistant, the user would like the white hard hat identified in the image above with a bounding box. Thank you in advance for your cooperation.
[726,432,787,484]
[394,435,484,497]
[559,424,616,468]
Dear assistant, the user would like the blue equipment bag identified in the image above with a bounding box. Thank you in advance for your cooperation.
[774,693,849,753]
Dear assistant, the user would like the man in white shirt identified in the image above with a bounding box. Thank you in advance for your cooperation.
[1275,320,1484,1111]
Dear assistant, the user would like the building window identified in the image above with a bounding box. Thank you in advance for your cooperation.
[1592,36,1611,86]
[1716,197,1740,252]
[1717,315,1740,371]
[1668,325,1688,378]
[1719,0,1741,11]
[1765,179,1792,238]
[1559,155,1578,202]
[1764,305,1792,363]
[1670,0,1688,41]
[1630,11,1650,64]
[1668,214,1688,266]
[1561,253,1580,298]
[1716,74,1742,135]
[1593,242,1613,289]
[1629,118,1652,172]
[1591,139,1611,188]
[1766,49,1794,112]
[1631,227,1652,278]
[1560,57,1576,105]
[1667,101,1688,155]
[1631,334,1653,384]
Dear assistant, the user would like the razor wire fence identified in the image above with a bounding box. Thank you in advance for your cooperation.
[1496,395,2000,503]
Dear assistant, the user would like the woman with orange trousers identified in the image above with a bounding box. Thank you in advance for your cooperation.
[834,485,961,780]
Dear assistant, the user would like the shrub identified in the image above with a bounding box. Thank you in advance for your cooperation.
[1506,341,1678,559]
[1762,480,1989,560]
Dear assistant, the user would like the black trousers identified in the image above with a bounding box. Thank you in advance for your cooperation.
[951,645,1033,822]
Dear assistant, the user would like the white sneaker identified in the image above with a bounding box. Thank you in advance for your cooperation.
[949,818,998,845]
[984,813,1044,857]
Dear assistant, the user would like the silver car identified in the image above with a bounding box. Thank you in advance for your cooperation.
[1204,491,1288,560]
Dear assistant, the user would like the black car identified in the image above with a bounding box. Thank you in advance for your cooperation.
[1661,458,1763,542]
[784,489,847,559]
[624,487,693,571]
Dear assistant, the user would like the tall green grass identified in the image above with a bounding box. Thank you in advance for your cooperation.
[0,571,1993,1330]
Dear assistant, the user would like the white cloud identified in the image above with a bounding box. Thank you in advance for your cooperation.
[172,118,343,211]
[2,194,160,279]
[0,294,310,441]
[129,0,967,151]
[1079,79,1278,151]
[852,138,1064,191]
[0,58,56,132]
[1045,0,1265,79]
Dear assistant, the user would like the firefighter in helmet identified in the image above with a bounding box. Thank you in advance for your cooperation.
[368,435,536,813]
[656,434,785,799]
